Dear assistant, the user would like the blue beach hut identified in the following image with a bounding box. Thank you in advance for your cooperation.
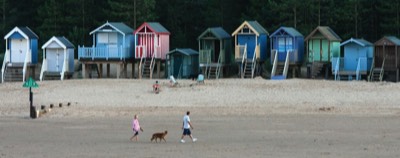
[78,22,134,78]
[232,21,268,78]
[2,26,39,82]
[269,27,304,79]
[332,38,373,80]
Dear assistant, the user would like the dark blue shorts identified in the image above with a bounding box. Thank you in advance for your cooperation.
[133,129,139,136]
[183,128,191,135]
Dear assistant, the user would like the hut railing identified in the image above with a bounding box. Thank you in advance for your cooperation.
[216,50,223,79]
[368,57,375,82]
[61,51,69,80]
[271,49,278,77]
[39,58,47,81]
[251,45,258,78]
[139,47,147,79]
[199,49,211,64]
[22,49,32,82]
[1,50,10,83]
[379,56,386,82]
[356,58,362,80]
[149,51,156,79]
[236,45,247,61]
[241,44,247,79]
[78,45,130,60]
[282,50,291,78]
[332,57,340,80]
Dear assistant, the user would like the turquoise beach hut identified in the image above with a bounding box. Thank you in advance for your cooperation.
[167,48,199,79]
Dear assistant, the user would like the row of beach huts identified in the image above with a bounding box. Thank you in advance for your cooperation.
[1,21,400,83]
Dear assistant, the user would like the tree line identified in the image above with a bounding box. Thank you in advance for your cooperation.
[0,0,399,57]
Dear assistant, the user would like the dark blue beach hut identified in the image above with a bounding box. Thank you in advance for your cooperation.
[232,21,268,78]
[269,26,304,79]
[2,26,39,82]
[332,38,373,80]
[198,27,231,79]
[167,48,199,79]
[78,22,134,78]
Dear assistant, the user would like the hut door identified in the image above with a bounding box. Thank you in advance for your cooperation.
[214,40,220,62]
[173,55,183,78]
[47,49,57,72]
[10,38,27,63]
[238,35,256,59]
[108,33,118,57]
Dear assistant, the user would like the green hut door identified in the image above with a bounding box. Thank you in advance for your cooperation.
[214,40,221,62]
[173,54,183,78]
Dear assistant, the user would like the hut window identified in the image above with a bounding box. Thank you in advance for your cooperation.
[278,38,285,52]
[286,38,293,50]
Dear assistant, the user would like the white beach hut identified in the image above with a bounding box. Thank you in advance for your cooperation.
[40,36,74,81]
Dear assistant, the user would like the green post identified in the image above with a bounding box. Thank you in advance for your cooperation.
[23,77,39,119]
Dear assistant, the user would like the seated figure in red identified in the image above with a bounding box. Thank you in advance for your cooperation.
[153,81,160,94]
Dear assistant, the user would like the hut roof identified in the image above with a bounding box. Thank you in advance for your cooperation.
[134,22,170,34]
[198,27,230,40]
[305,26,341,41]
[270,26,303,37]
[4,26,38,39]
[374,36,400,46]
[232,21,269,36]
[42,36,75,49]
[168,48,199,56]
[90,22,133,35]
[340,38,373,47]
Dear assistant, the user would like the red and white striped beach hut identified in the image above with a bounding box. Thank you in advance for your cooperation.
[134,22,170,60]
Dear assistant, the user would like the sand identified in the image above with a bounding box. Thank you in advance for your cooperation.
[0,78,400,158]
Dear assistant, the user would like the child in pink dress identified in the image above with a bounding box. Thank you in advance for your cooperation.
[130,115,143,141]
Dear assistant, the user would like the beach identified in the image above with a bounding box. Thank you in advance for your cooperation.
[0,78,400,158]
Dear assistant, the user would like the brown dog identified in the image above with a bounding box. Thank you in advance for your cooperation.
[150,130,168,143]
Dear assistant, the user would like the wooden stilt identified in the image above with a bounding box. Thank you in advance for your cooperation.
[157,60,161,78]
[107,64,110,78]
[82,63,86,79]
[124,63,128,78]
[132,61,136,78]
[117,63,121,79]
[99,64,103,78]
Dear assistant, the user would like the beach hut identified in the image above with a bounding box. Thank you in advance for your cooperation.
[167,48,199,79]
[305,26,341,78]
[371,36,400,82]
[197,27,231,79]
[331,38,373,81]
[269,26,304,79]
[2,26,39,82]
[78,22,134,79]
[232,21,268,78]
[134,22,170,79]
[40,36,75,81]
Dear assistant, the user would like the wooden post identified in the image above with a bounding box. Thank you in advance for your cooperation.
[132,60,135,78]
[157,60,161,78]
[99,63,103,78]
[82,63,86,79]
[117,63,121,79]
[124,63,128,78]
[107,64,110,78]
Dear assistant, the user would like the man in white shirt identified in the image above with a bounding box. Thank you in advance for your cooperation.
[180,111,197,143]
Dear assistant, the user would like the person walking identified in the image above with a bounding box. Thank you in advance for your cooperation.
[180,111,197,143]
[130,114,143,142]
